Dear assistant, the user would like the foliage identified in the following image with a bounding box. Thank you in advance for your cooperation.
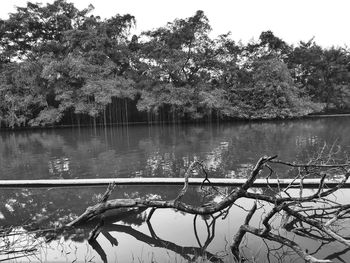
[288,40,350,109]
[0,62,46,127]
[0,0,94,61]
[235,57,324,119]
[0,1,350,128]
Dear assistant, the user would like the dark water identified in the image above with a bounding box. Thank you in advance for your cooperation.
[1,117,350,180]
[1,117,350,262]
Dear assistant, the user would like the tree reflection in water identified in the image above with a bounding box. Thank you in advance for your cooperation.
[1,118,350,181]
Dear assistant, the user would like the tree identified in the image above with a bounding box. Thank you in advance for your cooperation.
[40,52,136,126]
[0,0,138,127]
[259,30,291,58]
[135,11,236,121]
[38,10,137,126]
[242,56,324,119]
[0,0,94,61]
[289,40,350,110]
[0,61,46,128]
[1,4,349,129]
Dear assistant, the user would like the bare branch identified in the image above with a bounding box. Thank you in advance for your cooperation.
[59,154,350,263]
[241,225,331,263]
[269,159,350,168]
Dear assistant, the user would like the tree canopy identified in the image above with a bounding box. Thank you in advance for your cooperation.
[1,1,350,128]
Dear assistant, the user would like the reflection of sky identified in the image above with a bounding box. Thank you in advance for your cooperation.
[48,157,70,178]
[0,117,349,180]
[204,141,229,170]
[295,135,319,147]
[3,189,350,262]
[0,199,270,262]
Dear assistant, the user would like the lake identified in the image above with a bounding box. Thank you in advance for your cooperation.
[1,117,350,262]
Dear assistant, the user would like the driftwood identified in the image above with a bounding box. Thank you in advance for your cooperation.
[2,147,350,262]
[61,151,350,262]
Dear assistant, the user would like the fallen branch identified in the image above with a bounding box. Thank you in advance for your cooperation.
[60,154,350,262]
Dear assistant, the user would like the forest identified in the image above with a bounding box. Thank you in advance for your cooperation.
[1,0,350,129]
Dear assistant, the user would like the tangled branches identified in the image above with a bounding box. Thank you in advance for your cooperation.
[64,151,350,262]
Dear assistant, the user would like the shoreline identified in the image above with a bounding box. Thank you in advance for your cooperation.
[306,113,350,118]
[1,113,350,131]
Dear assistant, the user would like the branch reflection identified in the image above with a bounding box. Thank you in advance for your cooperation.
[85,208,223,263]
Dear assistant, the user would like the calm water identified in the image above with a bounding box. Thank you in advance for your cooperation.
[1,117,350,180]
[1,117,350,262]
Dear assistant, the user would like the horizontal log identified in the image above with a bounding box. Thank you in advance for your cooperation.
[0,178,349,188]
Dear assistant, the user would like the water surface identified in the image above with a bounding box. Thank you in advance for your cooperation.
[1,117,349,180]
[1,117,350,262]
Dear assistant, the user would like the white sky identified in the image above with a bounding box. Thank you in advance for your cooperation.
[1,0,350,48]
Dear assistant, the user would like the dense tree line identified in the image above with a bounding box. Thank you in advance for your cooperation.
[0,0,349,129]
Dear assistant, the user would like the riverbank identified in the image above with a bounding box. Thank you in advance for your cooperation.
[306,113,350,118]
[1,112,350,131]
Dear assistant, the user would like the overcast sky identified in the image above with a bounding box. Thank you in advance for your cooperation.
[1,0,349,48]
